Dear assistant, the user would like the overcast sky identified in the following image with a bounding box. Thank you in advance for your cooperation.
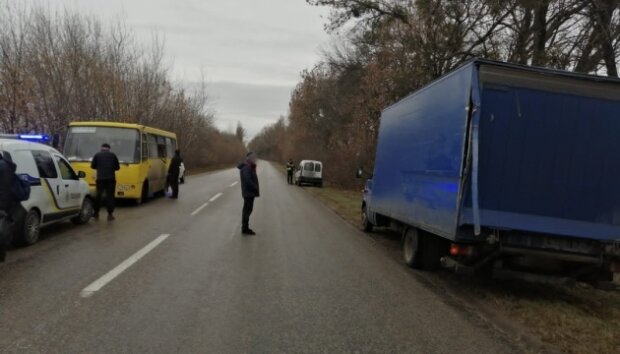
[44,0,331,138]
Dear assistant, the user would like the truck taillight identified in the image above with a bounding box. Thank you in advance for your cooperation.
[450,244,475,257]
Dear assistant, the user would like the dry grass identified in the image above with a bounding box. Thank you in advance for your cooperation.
[272,162,620,354]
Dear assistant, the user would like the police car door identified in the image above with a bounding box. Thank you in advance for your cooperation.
[31,150,67,212]
[54,154,82,210]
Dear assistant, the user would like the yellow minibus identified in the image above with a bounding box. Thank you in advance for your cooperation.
[64,122,177,204]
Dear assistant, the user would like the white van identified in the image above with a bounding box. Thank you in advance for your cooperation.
[294,160,323,187]
[0,137,93,246]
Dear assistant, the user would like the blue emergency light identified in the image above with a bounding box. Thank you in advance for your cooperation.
[18,134,50,142]
[0,133,51,143]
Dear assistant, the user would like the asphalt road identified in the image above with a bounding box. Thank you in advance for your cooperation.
[0,162,526,354]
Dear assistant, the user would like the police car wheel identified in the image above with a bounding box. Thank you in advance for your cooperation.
[22,209,41,246]
[72,198,94,225]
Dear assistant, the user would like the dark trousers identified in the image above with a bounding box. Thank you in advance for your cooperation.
[168,174,179,198]
[242,197,255,231]
[0,213,11,262]
[95,180,116,215]
[287,172,293,184]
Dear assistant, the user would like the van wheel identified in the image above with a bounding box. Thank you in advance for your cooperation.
[72,197,94,224]
[403,228,422,268]
[21,209,41,246]
[361,205,373,232]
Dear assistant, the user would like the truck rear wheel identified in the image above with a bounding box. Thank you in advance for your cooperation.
[403,228,421,268]
[403,228,446,270]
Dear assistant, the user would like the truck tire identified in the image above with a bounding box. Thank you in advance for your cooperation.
[403,228,447,270]
[403,228,422,268]
[361,205,373,232]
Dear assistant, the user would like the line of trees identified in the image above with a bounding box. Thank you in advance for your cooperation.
[249,0,620,188]
[0,2,246,168]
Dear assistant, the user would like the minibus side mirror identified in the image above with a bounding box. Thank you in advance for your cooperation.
[77,171,86,178]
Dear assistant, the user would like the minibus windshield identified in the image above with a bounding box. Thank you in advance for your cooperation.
[64,126,140,163]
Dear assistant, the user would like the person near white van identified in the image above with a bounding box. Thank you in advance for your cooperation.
[91,143,120,221]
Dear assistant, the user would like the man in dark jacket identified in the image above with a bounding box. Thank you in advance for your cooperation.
[167,150,183,199]
[91,143,120,221]
[0,154,28,262]
[238,152,259,235]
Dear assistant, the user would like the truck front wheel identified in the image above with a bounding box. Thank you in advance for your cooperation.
[361,205,373,232]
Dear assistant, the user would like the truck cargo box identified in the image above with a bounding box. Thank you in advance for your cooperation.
[368,60,620,245]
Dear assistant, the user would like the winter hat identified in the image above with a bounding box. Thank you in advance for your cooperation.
[246,151,257,162]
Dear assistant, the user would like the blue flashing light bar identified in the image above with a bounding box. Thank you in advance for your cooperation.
[18,134,50,142]
[0,133,51,143]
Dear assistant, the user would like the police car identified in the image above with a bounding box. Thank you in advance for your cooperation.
[0,135,94,246]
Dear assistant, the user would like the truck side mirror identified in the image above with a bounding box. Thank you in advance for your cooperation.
[77,171,86,178]
[356,168,364,179]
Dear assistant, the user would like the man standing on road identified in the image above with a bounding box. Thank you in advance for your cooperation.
[167,149,183,199]
[0,154,29,262]
[286,159,294,185]
[91,143,120,221]
[238,152,260,235]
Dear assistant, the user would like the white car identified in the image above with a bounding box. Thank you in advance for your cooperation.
[0,137,93,246]
[294,160,323,187]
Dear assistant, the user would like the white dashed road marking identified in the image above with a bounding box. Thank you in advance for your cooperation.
[209,193,223,202]
[81,234,170,298]
[191,202,209,216]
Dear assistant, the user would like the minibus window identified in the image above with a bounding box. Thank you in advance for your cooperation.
[304,162,314,171]
[315,164,322,172]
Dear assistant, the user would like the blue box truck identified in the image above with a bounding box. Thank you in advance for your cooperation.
[360,59,620,281]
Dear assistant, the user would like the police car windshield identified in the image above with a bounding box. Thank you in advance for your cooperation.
[64,127,140,163]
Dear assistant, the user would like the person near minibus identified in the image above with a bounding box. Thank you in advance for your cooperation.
[91,143,120,221]
[167,150,183,199]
